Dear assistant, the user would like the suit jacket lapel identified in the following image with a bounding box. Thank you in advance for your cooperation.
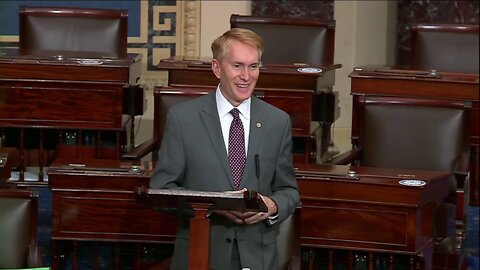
[200,93,235,189]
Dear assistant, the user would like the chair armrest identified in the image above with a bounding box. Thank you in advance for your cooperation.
[28,243,44,267]
[121,139,159,160]
[288,255,301,270]
[284,207,302,270]
[452,148,471,192]
[148,257,172,270]
[451,148,471,241]
[453,150,470,178]
[323,148,361,165]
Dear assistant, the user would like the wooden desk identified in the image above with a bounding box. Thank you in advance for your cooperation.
[158,56,339,92]
[48,158,177,270]
[157,56,341,162]
[0,48,142,184]
[48,157,450,270]
[295,163,450,270]
[349,66,479,205]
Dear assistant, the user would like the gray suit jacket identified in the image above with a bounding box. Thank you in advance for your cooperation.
[150,92,300,270]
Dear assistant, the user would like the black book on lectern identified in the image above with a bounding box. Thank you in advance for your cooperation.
[135,186,268,213]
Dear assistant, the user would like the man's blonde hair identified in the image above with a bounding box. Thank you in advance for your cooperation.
[211,28,263,61]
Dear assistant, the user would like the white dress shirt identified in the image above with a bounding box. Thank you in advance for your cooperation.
[216,85,251,156]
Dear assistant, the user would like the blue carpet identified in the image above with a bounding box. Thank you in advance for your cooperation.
[36,186,53,265]
[34,187,479,269]
[466,206,480,270]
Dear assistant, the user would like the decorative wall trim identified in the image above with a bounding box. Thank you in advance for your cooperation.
[132,0,201,90]
[181,0,201,58]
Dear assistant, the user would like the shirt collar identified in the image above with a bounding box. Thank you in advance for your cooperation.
[215,85,251,120]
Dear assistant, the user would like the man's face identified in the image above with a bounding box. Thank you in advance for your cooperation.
[212,40,260,107]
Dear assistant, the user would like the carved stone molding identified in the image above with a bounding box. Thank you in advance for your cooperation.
[181,0,201,57]
[136,0,201,90]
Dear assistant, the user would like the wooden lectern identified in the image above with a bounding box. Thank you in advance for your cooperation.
[135,187,267,270]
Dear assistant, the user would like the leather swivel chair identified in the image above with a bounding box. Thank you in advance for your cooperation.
[122,86,214,161]
[19,5,128,57]
[230,14,339,162]
[277,210,301,270]
[0,188,43,269]
[230,14,335,66]
[326,96,471,245]
[409,23,479,73]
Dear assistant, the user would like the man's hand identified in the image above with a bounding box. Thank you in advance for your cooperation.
[213,189,278,225]
[260,194,278,216]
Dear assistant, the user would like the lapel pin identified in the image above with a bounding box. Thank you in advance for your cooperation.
[256,122,261,128]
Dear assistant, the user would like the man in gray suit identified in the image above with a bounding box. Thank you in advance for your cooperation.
[150,28,300,270]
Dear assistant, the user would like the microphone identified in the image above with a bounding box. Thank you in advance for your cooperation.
[255,154,260,178]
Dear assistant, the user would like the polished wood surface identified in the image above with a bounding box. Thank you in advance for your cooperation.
[47,157,452,270]
[349,66,479,206]
[0,48,142,183]
[295,162,451,270]
[48,158,267,270]
[48,158,177,243]
[0,48,141,129]
[137,187,267,213]
[350,67,478,99]
[159,56,339,92]
[48,159,177,270]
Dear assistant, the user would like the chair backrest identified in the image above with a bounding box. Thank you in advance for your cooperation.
[0,189,38,269]
[354,96,471,172]
[19,6,128,57]
[230,14,335,66]
[276,210,301,270]
[152,86,214,160]
[409,23,479,73]
[353,96,471,201]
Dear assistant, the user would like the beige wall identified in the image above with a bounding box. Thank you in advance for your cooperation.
[199,1,251,57]
[333,0,397,152]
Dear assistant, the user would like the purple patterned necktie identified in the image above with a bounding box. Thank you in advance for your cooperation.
[228,108,246,189]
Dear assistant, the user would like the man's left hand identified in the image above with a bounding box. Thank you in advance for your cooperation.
[213,193,278,225]
[243,194,278,224]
